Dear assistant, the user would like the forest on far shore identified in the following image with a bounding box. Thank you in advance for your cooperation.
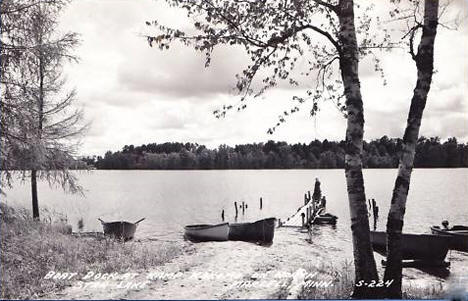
[81,136,468,170]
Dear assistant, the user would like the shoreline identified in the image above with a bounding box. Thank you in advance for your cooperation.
[0,203,454,299]
[45,229,449,300]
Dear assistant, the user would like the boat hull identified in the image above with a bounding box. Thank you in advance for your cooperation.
[431,226,468,252]
[228,217,276,243]
[184,223,229,242]
[102,221,137,241]
[312,213,338,225]
[370,231,450,262]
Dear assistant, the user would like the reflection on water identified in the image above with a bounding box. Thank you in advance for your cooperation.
[4,168,468,290]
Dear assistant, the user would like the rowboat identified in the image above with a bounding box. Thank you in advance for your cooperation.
[228,217,276,243]
[312,212,338,225]
[98,218,145,241]
[370,231,450,262]
[184,222,229,242]
[430,225,468,252]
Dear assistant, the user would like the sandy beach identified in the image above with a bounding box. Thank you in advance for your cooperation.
[42,222,466,300]
[45,228,348,299]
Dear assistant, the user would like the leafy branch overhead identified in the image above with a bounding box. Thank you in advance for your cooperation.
[145,0,394,133]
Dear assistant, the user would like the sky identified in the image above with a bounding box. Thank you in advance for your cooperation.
[58,0,468,156]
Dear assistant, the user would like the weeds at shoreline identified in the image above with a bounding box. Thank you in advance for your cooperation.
[0,203,181,299]
[297,261,354,299]
[297,260,445,299]
[402,282,445,299]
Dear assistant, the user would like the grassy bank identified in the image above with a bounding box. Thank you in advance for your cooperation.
[296,261,445,299]
[0,203,181,299]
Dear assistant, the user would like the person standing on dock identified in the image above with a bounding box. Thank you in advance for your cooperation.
[312,178,322,202]
[312,178,322,213]
[221,209,225,221]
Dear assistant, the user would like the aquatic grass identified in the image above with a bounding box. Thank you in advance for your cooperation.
[0,203,181,299]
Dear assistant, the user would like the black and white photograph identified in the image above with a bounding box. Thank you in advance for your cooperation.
[1,0,467,299]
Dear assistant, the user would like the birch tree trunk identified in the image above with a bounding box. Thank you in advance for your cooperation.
[384,0,439,297]
[338,0,379,297]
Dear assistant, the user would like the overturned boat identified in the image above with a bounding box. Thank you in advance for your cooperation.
[228,217,276,243]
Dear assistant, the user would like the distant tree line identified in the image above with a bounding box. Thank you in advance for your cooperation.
[82,136,468,170]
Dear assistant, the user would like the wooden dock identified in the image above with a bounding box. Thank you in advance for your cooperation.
[281,191,323,228]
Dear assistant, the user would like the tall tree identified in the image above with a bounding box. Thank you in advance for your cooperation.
[146,0,386,297]
[384,0,440,297]
[1,1,86,219]
[0,0,44,191]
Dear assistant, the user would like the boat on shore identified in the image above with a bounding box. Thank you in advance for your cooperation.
[98,218,145,241]
[184,222,229,242]
[430,225,468,252]
[370,231,450,262]
[228,217,276,243]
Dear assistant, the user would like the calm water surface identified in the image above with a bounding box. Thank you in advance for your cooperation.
[5,169,467,239]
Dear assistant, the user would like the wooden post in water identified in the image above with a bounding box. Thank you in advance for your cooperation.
[308,190,311,201]
[234,202,238,218]
[242,201,245,214]
[312,198,315,216]
[304,193,308,205]
[372,199,379,230]
[260,197,263,209]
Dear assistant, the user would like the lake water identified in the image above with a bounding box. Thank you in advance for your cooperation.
[4,168,468,293]
[4,169,467,240]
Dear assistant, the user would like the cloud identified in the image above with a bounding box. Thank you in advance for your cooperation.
[55,0,468,156]
[117,45,246,99]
